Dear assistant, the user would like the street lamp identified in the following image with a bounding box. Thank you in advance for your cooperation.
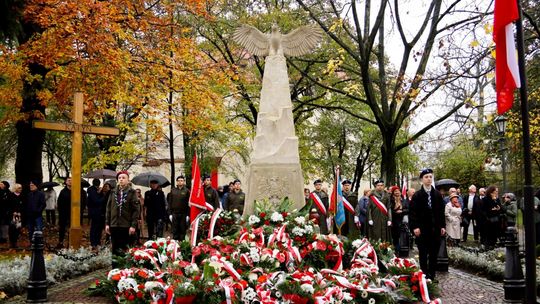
[494,115,508,193]
[454,113,468,128]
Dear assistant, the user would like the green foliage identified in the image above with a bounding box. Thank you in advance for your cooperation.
[434,141,492,188]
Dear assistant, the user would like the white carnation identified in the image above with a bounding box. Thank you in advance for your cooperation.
[117,278,138,292]
[248,215,261,225]
[368,298,376,304]
[292,227,305,236]
[304,225,314,234]
[271,212,284,222]
[294,216,306,225]
[300,283,314,294]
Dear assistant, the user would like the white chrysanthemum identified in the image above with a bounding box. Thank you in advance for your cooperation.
[144,281,165,292]
[343,292,353,301]
[241,287,257,302]
[248,215,261,225]
[300,283,314,294]
[304,225,314,234]
[292,227,305,236]
[248,273,258,282]
[352,239,363,249]
[251,252,261,263]
[275,291,282,298]
[368,298,376,304]
[361,290,368,298]
[294,216,306,225]
[117,278,138,292]
[271,212,284,222]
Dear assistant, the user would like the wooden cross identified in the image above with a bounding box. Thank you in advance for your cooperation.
[33,92,119,249]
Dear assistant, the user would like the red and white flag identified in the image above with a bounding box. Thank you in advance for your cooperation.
[189,153,208,221]
[493,0,520,114]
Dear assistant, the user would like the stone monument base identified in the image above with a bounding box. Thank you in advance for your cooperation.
[244,163,305,215]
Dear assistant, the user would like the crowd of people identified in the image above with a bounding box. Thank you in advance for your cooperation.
[1,167,538,280]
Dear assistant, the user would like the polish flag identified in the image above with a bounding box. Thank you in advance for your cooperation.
[189,154,207,220]
[493,0,520,114]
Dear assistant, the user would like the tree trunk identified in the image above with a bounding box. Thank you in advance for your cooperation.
[15,61,47,188]
[182,133,194,188]
[168,91,175,185]
[380,132,398,186]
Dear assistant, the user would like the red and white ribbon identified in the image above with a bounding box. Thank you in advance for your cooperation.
[342,196,355,214]
[208,208,222,239]
[222,260,242,280]
[310,192,327,215]
[190,213,204,247]
[134,249,161,271]
[417,271,442,303]
[369,195,388,216]
[219,280,234,304]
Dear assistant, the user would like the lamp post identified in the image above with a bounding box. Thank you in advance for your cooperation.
[494,115,508,193]
[454,113,468,129]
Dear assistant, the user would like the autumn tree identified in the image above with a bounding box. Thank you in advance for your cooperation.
[0,0,237,185]
[291,0,493,184]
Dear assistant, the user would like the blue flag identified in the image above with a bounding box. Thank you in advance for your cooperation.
[334,169,346,233]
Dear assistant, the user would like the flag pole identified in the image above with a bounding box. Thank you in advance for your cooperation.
[515,1,535,302]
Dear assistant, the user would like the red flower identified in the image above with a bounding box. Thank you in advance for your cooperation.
[412,285,419,292]
[264,220,270,225]
[399,277,408,282]
[259,212,266,218]
[94,279,100,286]
[136,291,144,298]
[281,212,288,217]
[152,243,159,249]
[314,240,327,251]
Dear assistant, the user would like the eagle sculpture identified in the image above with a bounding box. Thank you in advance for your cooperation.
[232,24,323,57]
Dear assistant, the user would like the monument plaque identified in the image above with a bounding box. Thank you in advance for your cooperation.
[233,24,323,214]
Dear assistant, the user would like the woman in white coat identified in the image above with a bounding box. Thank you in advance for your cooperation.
[445,193,462,246]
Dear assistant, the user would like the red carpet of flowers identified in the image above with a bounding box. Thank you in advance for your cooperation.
[90,205,440,303]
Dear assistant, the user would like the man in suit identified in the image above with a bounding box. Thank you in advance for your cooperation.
[462,184,482,242]
[409,168,446,280]
[311,179,329,234]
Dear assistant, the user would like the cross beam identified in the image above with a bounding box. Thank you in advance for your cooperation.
[33,92,119,249]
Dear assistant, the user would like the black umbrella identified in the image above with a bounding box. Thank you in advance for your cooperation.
[81,180,91,188]
[84,169,117,179]
[39,181,59,189]
[435,179,460,191]
[131,172,169,188]
[104,179,117,188]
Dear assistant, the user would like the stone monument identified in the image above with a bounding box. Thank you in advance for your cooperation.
[232,24,323,214]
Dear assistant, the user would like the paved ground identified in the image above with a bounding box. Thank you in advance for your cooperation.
[5,266,506,303]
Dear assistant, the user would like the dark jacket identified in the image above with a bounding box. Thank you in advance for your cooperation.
[144,188,167,221]
[87,186,106,217]
[409,186,445,236]
[26,190,46,217]
[462,194,482,219]
[204,185,220,210]
[482,196,501,220]
[0,189,11,224]
[225,190,245,214]
[106,184,140,228]
[57,187,72,219]
[167,186,190,215]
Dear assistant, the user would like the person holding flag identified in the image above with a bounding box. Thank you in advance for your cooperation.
[341,179,358,238]
[310,179,329,234]
[367,179,392,242]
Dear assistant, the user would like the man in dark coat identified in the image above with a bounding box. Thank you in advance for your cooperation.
[368,179,392,242]
[462,184,482,242]
[87,179,106,249]
[144,180,167,239]
[57,177,72,248]
[409,168,446,280]
[167,176,190,241]
[311,179,329,234]
[203,175,220,210]
[340,179,358,238]
[26,180,46,243]
[225,179,245,214]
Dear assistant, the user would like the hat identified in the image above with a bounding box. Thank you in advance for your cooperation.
[419,168,433,178]
[342,179,352,185]
[1,181,10,189]
[30,179,41,186]
[449,193,459,200]
[176,175,185,180]
[313,179,322,185]
[390,185,400,194]
[116,170,129,180]
[373,179,384,186]
[202,174,211,180]
[233,179,241,184]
